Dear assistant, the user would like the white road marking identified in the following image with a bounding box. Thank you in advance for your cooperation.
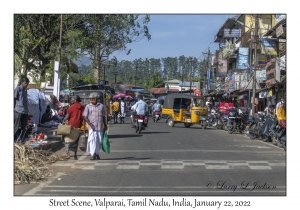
[78,153,89,161]
[248,166,272,170]
[117,165,140,169]
[205,165,230,169]
[161,165,184,169]
[23,172,66,195]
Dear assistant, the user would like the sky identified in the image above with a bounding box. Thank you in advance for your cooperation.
[111,14,236,62]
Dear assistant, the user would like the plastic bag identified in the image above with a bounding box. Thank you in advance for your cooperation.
[277,106,286,121]
[101,131,110,154]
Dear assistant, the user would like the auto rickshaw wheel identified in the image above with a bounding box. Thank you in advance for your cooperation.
[168,117,175,127]
[184,123,191,128]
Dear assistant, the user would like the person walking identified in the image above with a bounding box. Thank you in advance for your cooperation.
[63,95,84,160]
[118,97,126,124]
[83,92,108,160]
[112,98,119,124]
[14,77,29,141]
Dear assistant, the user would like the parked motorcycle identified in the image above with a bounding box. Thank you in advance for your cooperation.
[217,112,229,131]
[259,114,278,142]
[271,119,286,151]
[227,108,249,134]
[153,111,161,123]
[247,112,266,140]
[15,115,34,143]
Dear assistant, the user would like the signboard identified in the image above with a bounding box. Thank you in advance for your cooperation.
[194,89,201,96]
[220,102,234,114]
[275,59,281,82]
[256,69,266,81]
[279,42,286,53]
[224,29,241,38]
[229,74,235,91]
[237,47,249,70]
[257,54,267,67]
[262,38,278,56]
[207,68,210,89]
[276,25,284,38]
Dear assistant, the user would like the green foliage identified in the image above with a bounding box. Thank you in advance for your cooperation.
[146,72,165,89]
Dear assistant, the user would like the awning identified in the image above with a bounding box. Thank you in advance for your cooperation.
[237,94,248,100]
[222,93,227,97]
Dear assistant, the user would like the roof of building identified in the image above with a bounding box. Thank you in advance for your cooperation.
[150,87,178,94]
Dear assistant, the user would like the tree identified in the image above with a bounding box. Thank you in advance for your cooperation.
[78,14,151,82]
[146,72,165,89]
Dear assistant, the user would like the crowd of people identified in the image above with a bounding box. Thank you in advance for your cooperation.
[14,78,164,161]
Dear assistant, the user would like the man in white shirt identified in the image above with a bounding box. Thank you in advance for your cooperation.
[130,102,137,128]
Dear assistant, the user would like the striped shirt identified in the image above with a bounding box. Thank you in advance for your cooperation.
[83,103,106,131]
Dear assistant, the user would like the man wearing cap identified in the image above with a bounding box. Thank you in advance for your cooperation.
[83,92,108,160]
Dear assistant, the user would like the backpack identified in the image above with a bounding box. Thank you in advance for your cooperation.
[113,102,119,112]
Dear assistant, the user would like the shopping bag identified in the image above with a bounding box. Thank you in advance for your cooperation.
[57,124,72,135]
[64,128,81,143]
[78,132,88,151]
[101,131,110,154]
[277,106,286,121]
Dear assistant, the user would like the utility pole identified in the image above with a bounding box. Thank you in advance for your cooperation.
[207,47,211,90]
[251,15,259,117]
[181,66,184,93]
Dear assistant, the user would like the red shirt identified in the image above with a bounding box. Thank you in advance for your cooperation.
[67,102,84,128]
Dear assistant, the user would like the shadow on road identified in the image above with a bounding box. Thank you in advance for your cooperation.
[142,132,171,134]
[109,134,142,138]
[101,157,154,161]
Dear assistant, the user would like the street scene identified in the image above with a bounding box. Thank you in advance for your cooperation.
[13,13,287,209]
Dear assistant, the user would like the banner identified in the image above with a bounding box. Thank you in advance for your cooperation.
[220,102,234,114]
[262,38,278,56]
[237,47,249,70]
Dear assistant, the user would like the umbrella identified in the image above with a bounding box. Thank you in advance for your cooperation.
[113,93,126,99]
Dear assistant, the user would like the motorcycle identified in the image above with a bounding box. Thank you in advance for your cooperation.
[247,112,266,140]
[271,119,286,151]
[135,115,145,134]
[206,108,218,127]
[153,110,161,123]
[217,112,229,131]
[227,108,249,134]
[15,115,34,143]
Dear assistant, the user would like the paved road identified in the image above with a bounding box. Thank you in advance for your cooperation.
[18,117,286,196]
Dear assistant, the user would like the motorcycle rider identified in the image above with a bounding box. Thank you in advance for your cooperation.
[152,100,162,120]
[130,102,137,128]
[134,95,148,128]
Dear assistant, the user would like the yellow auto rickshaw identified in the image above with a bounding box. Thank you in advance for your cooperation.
[162,93,208,128]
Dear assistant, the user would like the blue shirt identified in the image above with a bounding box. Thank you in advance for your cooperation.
[14,85,28,114]
[153,102,162,111]
[134,100,148,115]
